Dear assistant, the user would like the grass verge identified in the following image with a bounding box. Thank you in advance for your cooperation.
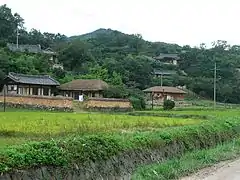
[132,138,240,180]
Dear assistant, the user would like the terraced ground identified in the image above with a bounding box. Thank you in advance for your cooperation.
[0,107,240,179]
[0,111,202,148]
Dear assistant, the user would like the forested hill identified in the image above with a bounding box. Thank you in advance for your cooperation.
[1,4,240,104]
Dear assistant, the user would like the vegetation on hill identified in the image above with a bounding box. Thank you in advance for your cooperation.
[1,4,240,103]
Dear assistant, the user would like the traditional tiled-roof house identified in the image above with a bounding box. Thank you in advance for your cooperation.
[2,72,60,96]
[153,53,180,65]
[7,43,63,70]
[58,79,109,100]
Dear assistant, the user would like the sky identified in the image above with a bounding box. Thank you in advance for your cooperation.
[1,0,240,47]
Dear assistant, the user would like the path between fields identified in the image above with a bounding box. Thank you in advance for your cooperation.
[181,158,240,180]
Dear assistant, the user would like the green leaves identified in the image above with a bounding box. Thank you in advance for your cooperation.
[0,117,240,174]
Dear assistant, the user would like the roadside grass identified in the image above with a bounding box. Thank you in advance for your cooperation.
[0,111,202,147]
[132,138,240,180]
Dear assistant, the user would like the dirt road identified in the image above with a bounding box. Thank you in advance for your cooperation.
[181,158,240,180]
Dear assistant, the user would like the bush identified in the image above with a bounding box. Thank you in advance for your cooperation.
[103,85,146,110]
[163,99,175,110]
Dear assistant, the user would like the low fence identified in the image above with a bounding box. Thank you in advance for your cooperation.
[0,94,73,112]
[84,98,133,112]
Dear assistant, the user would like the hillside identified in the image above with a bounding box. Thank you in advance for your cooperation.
[2,4,240,103]
[70,28,121,40]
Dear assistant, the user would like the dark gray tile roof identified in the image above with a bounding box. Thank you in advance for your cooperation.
[7,72,60,86]
[154,53,180,60]
[154,69,176,75]
[7,43,42,53]
[7,43,56,54]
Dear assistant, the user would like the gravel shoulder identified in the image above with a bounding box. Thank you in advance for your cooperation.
[181,158,240,180]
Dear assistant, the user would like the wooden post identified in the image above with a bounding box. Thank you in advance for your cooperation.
[3,85,6,112]
[161,74,163,87]
[151,92,154,110]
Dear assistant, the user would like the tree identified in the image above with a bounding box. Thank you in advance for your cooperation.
[58,40,94,72]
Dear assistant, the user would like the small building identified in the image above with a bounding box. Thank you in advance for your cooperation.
[153,69,176,78]
[1,72,60,96]
[7,43,63,70]
[58,79,109,100]
[143,86,186,104]
[153,53,180,65]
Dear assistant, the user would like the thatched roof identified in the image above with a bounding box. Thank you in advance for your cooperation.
[6,72,60,86]
[59,79,109,91]
[143,86,186,94]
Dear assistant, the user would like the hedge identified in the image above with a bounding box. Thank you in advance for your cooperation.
[0,118,240,174]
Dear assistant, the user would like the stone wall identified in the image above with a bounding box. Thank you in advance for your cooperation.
[85,98,132,111]
[0,94,73,111]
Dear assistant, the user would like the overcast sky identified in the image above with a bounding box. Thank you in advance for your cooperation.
[2,0,240,47]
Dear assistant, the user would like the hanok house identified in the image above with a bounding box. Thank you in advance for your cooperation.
[153,53,180,65]
[1,72,60,96]
[143,86,186,104]
[58,79,109,100]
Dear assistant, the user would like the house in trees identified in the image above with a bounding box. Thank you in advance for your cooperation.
[143,86,186,105]
[153,69,176,78]
[1,72,60,96]
[58,79,109,100]
[153,53,180,65]
[7,43,63,70]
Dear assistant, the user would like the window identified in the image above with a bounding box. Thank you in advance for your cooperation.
[43,88,49,96]
[92,92,95,97]
[8,85,16,91]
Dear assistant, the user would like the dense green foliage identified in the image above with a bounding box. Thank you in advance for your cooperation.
[0,114,239,173]
[163,99,175,110]
[1,4,240,103]
[103,85,146,110]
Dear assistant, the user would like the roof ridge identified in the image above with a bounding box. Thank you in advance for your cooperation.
[9,72,50,78]
[7,72,59,86]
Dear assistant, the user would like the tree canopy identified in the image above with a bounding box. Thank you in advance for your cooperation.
[1,4,240,104]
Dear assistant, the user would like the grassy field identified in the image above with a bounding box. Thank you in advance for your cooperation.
[0,111,202,148]
[1,106,240,176]
[139,108,240,118]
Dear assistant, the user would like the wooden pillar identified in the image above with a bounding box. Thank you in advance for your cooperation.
[38,88,41,95]
[48,88,51,96]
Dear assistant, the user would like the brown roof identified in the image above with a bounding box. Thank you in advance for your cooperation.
[58,79,109,91]
[143,86,186,94]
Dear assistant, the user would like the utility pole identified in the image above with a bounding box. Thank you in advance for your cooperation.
[16,25,19,48]
[160,74,163,87]
[213,62,217,110]
[3,85,6,112]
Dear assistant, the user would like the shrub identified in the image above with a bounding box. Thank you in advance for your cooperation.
[103,85,146,110]
[163,99,175,110]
